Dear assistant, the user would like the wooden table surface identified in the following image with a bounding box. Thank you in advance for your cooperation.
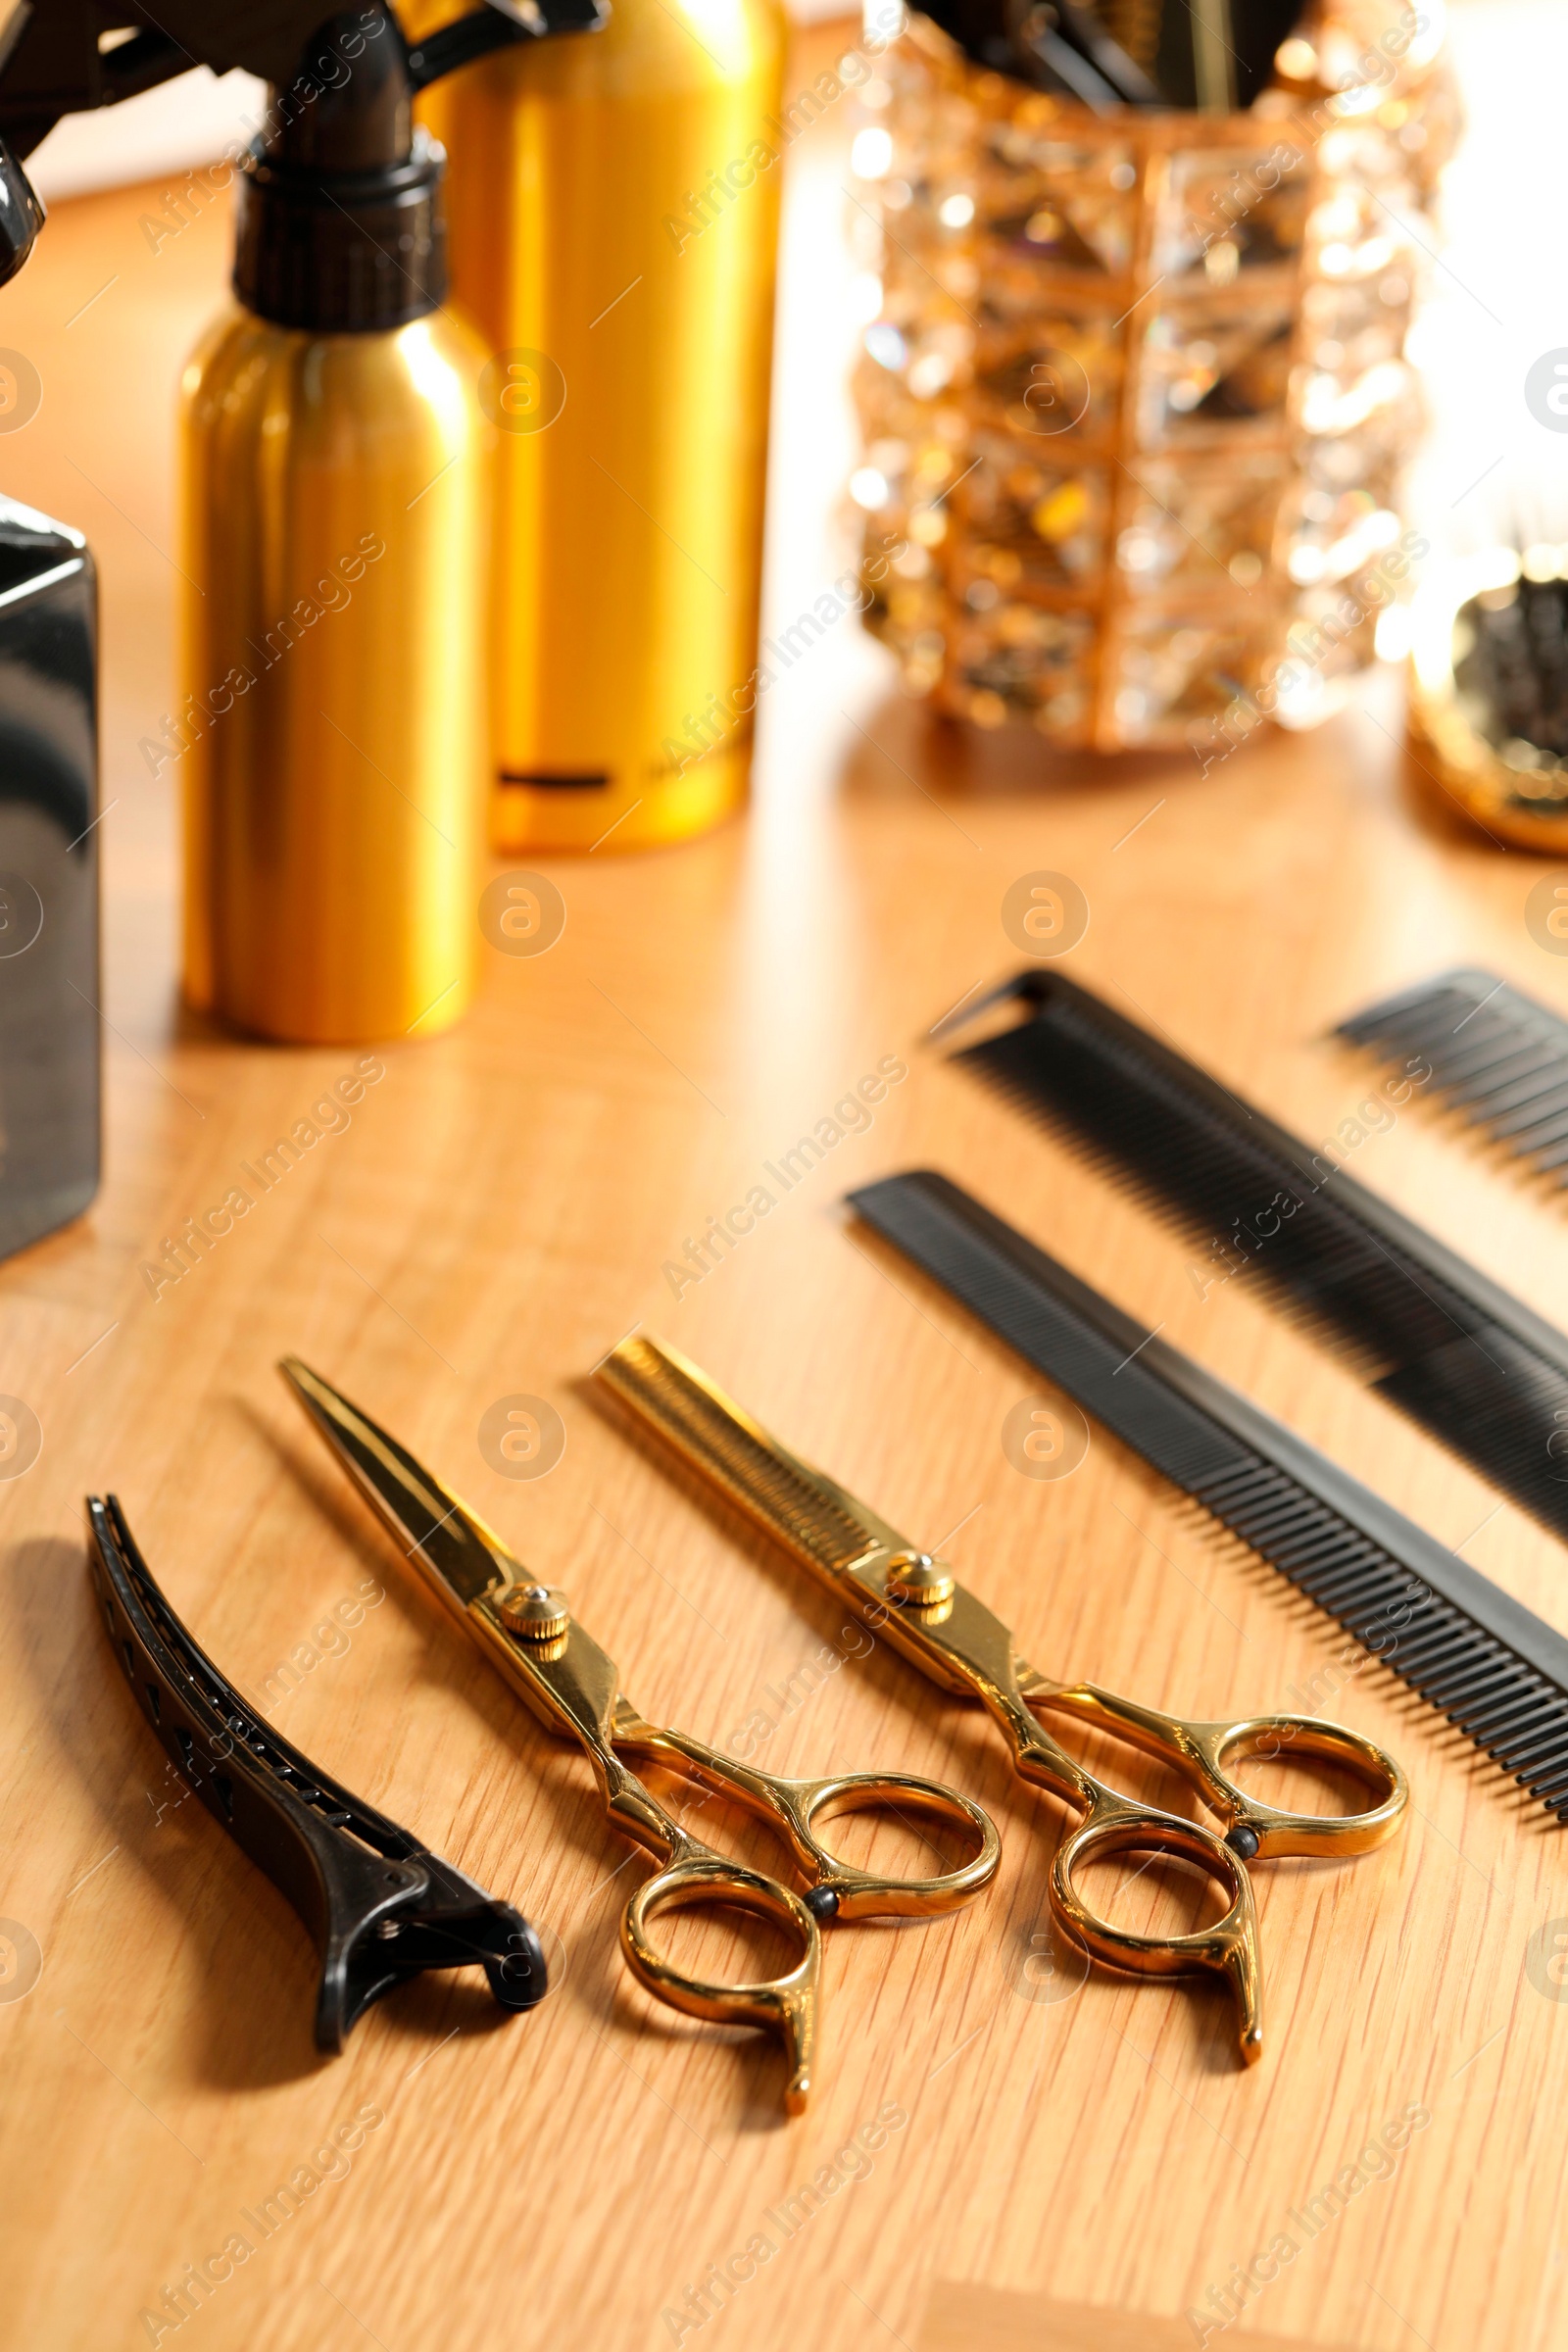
[3,15,1567,2351]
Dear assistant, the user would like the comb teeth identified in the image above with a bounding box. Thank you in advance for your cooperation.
[1340,967,1568,1182]
[952,971,1568,1554]
[1186,1451,1568,1815]
[849,1170,1568,1825]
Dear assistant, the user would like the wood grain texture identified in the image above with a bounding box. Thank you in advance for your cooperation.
[918,2290,1363,2350]
[1,15,1565,2352]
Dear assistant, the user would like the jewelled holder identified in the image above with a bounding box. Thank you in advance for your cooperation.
[850,2,1455,753]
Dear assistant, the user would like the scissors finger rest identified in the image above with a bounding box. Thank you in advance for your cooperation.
[622,1853,823,2113]
[1050,1794,1264,2059]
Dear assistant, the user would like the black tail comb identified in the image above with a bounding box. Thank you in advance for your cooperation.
[941,968,1568,1553]
[848,1172,1568,1823]
[87,1496,548,2049]
[1339,967,1568,1183]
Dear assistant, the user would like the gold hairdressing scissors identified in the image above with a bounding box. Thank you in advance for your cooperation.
[596,1337,1410,2065]
[281,1358,1001,2112]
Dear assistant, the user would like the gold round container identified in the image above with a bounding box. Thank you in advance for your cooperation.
[1408,548,1568,854]
[178,308,491,1043]
[412,0,787,854]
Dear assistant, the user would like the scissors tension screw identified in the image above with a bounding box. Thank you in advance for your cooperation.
[882,1550,956,1608]
[1226,1825,1260,1861]
[497,1583,571,1642]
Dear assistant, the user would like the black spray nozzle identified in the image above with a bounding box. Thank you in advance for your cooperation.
[0,0,605,294]
[234,0,607,332]
[0,1,351,163]
[261,5,417,173]
[0,0,387,290]
[255,0,604,176]
[407,0,608,85]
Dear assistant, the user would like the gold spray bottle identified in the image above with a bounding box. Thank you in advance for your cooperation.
[411,0,786,854]
[177,0,601,1045]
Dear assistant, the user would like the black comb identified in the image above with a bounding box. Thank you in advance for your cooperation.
[941,969,1568,1551]
[849,1171,1568,1821]
[1339,967,1568,1183]
[88,1495,549,2048]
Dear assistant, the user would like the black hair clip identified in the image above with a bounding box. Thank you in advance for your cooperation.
[87,1495,548,2050]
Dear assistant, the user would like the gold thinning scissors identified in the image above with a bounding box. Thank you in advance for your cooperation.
[280,1359,1001,2112]
[596,1336,1410,2065]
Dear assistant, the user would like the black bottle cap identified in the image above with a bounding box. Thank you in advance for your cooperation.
[233,6,447,333]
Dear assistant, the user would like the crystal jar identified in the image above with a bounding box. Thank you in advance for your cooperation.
[850,0,1457,755]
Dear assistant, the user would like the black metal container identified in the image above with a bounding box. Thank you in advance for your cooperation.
[0,495,99,1260]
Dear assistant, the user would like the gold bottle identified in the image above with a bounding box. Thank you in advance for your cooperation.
[180,313,490,1044]
[178,2,600,1045]
[411,0,787,854]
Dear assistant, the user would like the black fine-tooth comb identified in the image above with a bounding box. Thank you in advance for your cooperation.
[1338,967,1568,1183]
[88,1495,549,2048]
[849,1172,1568,1821]
[940,969,1568,1552]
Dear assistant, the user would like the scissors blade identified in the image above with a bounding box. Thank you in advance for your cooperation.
[596,1335,913,1576]
[279,1358,521,1618]
[596,1336,1020,1702]
[283,1361,639,1762]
